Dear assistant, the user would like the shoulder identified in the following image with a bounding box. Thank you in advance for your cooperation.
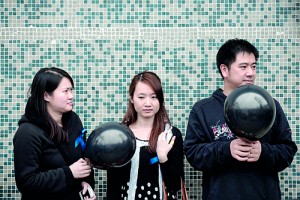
[70,111,81,121]
[170,126,183,138]
[14,122,46,145]
[190,97,215,114]
[16,122,43,136]
[191,90,224,113]
[273,98,283,110]
[171,126,181,133]
[68,111,83,126]
[272,98,289,121]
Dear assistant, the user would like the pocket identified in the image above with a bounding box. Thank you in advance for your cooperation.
[207,173,267,200]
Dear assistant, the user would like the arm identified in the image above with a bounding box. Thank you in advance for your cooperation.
[255,100,298,172]
[13,124,75,194]
[107,167,123,199]
[70,112,95,189]
[184,104,233,172]
[159,127,184,193]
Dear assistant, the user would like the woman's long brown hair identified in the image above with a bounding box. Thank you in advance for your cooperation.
[122,71,170,152]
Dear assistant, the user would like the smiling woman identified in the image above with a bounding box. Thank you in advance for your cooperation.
[13,67,96,200]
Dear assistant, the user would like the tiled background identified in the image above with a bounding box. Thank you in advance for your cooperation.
[0,0,299,199]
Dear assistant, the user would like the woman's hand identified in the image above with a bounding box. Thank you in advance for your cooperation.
[156,129,176,163]
[69,158,92,179]
[81,181,96,200]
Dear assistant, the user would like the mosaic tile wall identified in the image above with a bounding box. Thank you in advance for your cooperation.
[0,0,299,199]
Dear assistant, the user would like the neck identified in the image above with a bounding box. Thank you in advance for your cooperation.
[131,120,153,129]
[47,108,63,127]
[222,84,235,96]
[130,118,154,140]
[222,89,229,96]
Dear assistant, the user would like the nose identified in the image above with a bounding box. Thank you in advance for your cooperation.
[68,90,74,99]
[246,66,255,76]
[144,98,151,106]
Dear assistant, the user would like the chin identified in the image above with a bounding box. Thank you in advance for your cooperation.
[65,106,73,112]
[241,82,253,86]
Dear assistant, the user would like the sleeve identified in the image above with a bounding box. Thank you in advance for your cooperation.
[160,127,184,193]
[82,128,95,189]
[13,123,75,194]
[107,168,122,199]
[255,100,298,172]
[183,103,233,172]
[72,112,95,189]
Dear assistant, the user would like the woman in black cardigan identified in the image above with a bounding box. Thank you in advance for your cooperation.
[107,71,185,200]
[13,67,96,200]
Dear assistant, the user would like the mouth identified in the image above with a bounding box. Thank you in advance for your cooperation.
[243,80,253,84]
[143,109,153,112]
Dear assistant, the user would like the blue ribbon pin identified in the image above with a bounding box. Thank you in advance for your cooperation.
[150,156,159,165]
[75,128,87,150]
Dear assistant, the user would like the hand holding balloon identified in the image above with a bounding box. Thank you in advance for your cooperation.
[230,138,253,162]
[247,140,261,162]
[230,137,261,162]
[69,158,92,178]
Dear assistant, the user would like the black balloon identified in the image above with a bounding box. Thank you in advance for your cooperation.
[224,85,276,140]
[84,122,136,169]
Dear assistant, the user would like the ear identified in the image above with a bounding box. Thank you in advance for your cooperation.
[220,64,228,78]
[44,92,50,102]
[129,95,134,104]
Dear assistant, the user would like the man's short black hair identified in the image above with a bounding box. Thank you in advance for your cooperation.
[216,38,259,77]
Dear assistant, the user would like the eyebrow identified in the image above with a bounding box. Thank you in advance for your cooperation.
[62,87,74,90]
[136,92,156,95]
[239,62,257,65]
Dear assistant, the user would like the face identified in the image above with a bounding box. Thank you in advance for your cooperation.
[44,77,74,116]
[130,81,160,120]
[221,52,257,92]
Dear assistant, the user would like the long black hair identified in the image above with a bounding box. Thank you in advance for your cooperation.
[28,67,74,142]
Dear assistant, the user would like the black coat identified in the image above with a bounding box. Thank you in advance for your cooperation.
[13,101,94,200]
[184,89,298,200]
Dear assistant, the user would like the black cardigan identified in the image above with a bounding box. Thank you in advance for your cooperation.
[107,126,184,200]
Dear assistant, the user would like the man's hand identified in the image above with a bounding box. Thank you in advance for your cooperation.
[247,140,261,162]
[230,138,261,162]
[230,138,252,161]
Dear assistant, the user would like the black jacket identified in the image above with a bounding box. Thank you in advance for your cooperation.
[184,88,298,200]
[13,100,94,200]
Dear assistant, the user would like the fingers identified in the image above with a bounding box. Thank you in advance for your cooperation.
[81,182,96,200]
[247,141,261,162]
[230,139,261,162]
[81,184,88,194]
[70,159,92,179]
[169,136,176,146]
[230,139,251,161]
[158,131,166,141]
[156,131,176,163]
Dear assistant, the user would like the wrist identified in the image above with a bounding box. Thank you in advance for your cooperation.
[158,155,168,163]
